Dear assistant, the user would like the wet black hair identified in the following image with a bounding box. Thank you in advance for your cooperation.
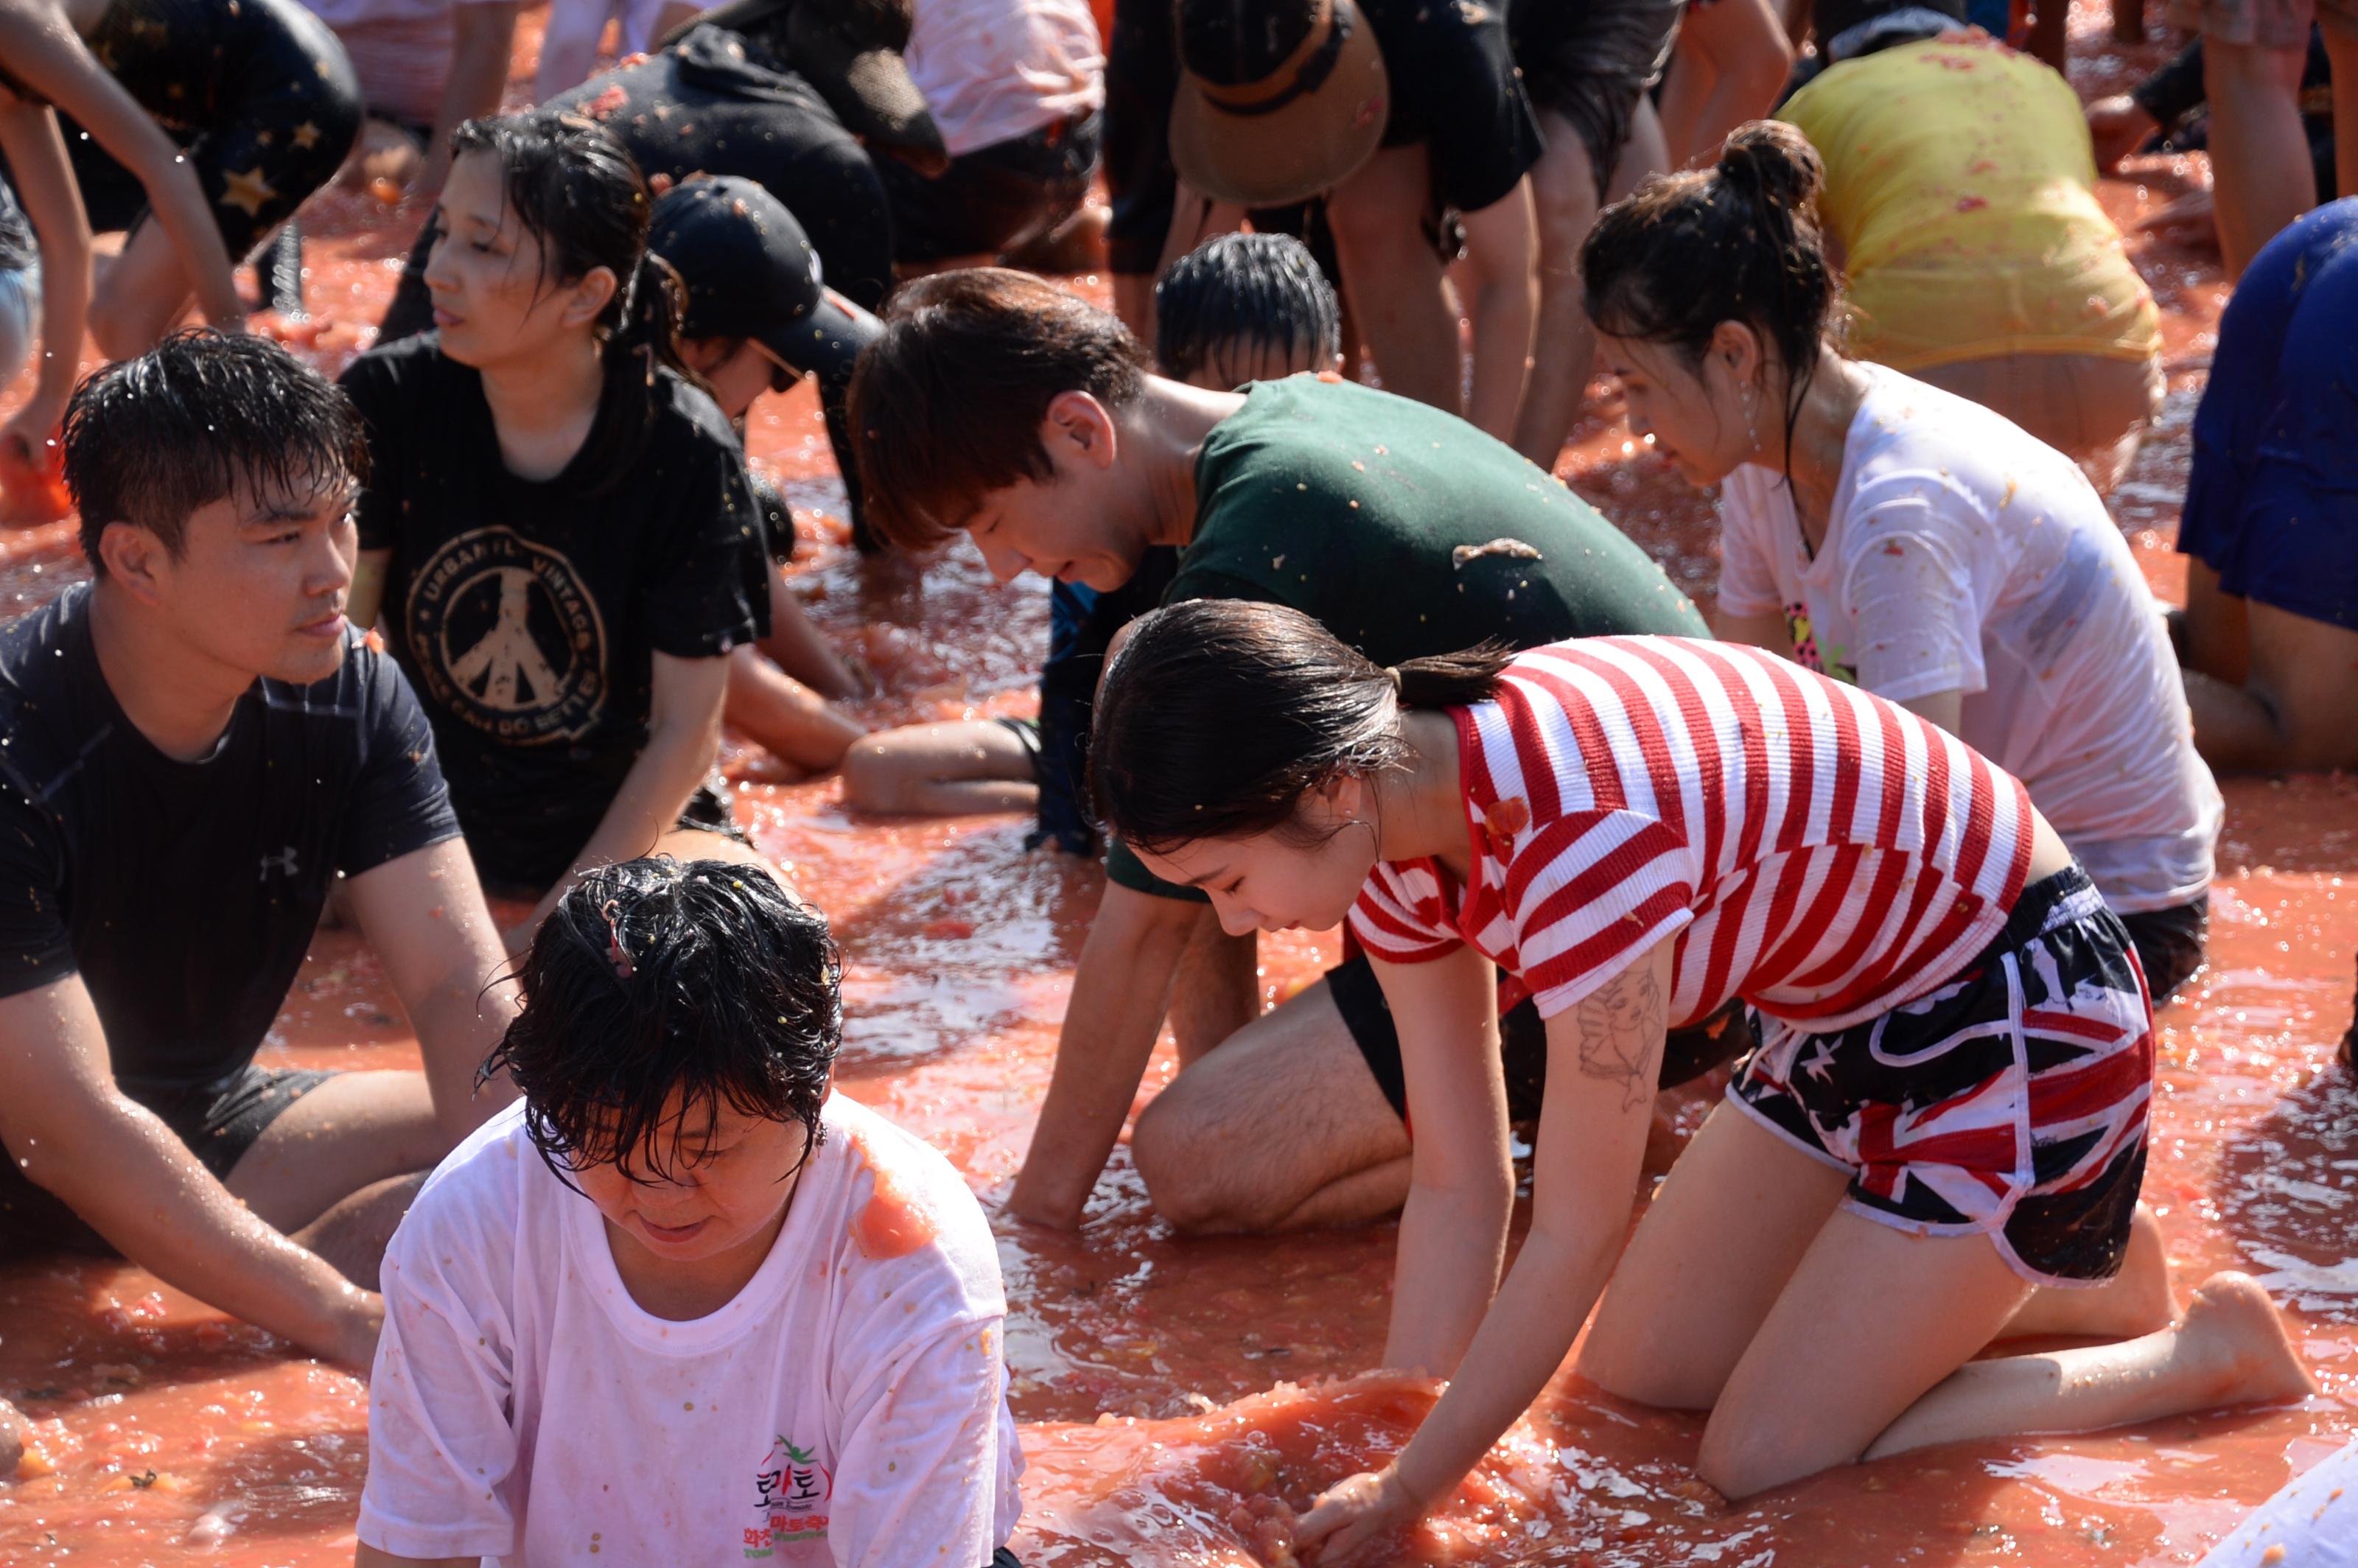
[483,858,843,1189]
[1581,120,1836,480]
[446,111,701,495]
[62,328,368,575]
[1090,599,1509,852]
[1154,232,1342,385]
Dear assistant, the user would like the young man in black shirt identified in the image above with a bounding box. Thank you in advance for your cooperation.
[0,334,518,1422]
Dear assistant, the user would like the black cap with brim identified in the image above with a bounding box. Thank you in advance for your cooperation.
[648,175,882,382]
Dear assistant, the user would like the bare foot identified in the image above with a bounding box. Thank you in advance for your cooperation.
[2175,1272,2318,1407]
[1996,1203,2178,1343]
[0,1397,27,1476]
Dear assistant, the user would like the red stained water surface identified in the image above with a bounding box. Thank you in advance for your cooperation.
[0,7,2353,1562]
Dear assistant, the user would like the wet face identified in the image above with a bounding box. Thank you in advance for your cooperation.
[1596,326,1763,488]
[1127,783,1381,937]
[572,1091,812,1267]
[959,391,1145,591]
[127,475,360,685]
[682,335,799,423]
[423,150,615,369]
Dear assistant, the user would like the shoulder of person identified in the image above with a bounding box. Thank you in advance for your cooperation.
[388,1100,538,1288]
[339,331,463,410]
[643,367,750,462]
[816,1095,1005,1322]
[0,586,93,771]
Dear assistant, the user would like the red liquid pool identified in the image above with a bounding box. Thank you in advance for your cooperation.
[0,7,2349,1562]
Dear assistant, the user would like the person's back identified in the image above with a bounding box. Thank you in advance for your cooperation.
[1783,36,2158,374]
[903,0,1101,158]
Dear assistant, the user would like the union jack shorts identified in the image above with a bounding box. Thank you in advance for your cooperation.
[1729,866,2155,1287]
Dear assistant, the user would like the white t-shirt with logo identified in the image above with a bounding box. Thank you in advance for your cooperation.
[1715,365,2219,915]
[357,1096,1024,1567]
[903,0,1105,156]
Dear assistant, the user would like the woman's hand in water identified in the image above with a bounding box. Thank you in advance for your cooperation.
[1292,1464,1422,1564]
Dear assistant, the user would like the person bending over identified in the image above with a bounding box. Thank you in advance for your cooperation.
[1089,601,2314,1554]
[0,332,517,1385]
[306,0,518,203]
[343,112,772,944]
[0,0,360,357]
[1657,0,1794,169]
[2177,198,2358,772]
[648,175,873,776]
[1773,4,2169,480]
[1166,0,1539,445]
[1584,123,2221,1001]
[354,858,1025,1568]
[848,267,1722,1238]
[840,233,1339,837]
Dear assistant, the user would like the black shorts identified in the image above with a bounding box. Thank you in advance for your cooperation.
[1511,0,1684,200]
[60,0,362,255]
[875,113,1101,264]
[1731,866,2155,1287]
[470,777,750,900]
[2120,895,2208,1004]
[1329,953,1754,1124]
[0,1065,334,1256]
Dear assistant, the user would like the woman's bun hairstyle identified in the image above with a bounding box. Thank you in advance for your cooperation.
[1712,119,1825,218]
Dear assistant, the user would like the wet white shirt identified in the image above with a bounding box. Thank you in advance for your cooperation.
[903,0,1104,156]
[1716,364,2219,914]
[2194,1438,2358,1567]
[357,1096,1024,1567]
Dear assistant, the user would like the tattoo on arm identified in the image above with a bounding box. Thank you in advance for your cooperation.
[1575,965,1666,1112]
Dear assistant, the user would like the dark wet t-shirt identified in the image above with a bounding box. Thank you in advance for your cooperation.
[1362,0,1542,214]
[0,584,461,1102]
[1106,374,1710,899]
[342,333,766,893]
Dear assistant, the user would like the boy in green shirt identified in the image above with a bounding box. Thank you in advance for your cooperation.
[849,267,1723,1235]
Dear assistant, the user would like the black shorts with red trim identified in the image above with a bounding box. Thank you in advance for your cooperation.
[1730,865,2155,1287]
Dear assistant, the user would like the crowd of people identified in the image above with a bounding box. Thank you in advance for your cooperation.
[0,0,2352,1562]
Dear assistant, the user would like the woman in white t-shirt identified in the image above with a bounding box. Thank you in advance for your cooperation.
[355,858,1024,1568]
[1581,120,2221,999]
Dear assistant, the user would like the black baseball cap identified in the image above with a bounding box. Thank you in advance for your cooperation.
[648,175,881,383]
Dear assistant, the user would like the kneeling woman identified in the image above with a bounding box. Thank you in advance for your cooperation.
[345,111,772,939]
[1089,601,2315,1555]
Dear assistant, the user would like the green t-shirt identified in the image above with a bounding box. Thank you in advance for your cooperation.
[1108,375,1709,898]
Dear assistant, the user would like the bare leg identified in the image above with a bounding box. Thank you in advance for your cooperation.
[1510,114,1602,470]
[1657,0,1795,169]
[1326,145,1459,411]
[0,1396,27,1476]
[724,645,865,773]
[225,1070,448,1235]
[2202,40,2314,278]
[839,720,1039,816]
[1132,978,1418,1233]
[760,575,864,700]
[2324,16,2358,202]
[1993,1203,2178,1342]
[2183,561,2252,686]
[2186,601,2358,771]
[1168,911,1259,1066]
[87,220,200,360]
[1867,1273,2317,1461]
[291,1172,428,1290]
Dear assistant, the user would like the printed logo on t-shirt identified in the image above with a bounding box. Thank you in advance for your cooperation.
[744,1435,830,1558]
[405,528,609,744]
[1782,601,1856,683]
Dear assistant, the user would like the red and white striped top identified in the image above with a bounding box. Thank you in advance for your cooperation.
[1348,638,2038,1031]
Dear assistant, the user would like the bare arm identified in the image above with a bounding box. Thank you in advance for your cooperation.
[416,2,518,198]
[1707,604,1795,657]
[0,96,90,456]
[1298,940,1674,1561]
[345,838,520,1144]
[0,10,243,329]
[517,649,729,939]
[1895,687,1965,736]
[1455,180,1539,444]
[0,977,381,1366]
[1374,945,1516,1376]
[1005,881,1203,1228]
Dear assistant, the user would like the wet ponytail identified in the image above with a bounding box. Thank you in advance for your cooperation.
[449,111,702,494]
[1088,600,1511,853]
[1580,119,1837,477]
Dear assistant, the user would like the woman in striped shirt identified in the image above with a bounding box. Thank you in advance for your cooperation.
[1089,599,2314,1560]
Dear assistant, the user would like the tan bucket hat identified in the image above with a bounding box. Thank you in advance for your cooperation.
[1169,0,1390,209]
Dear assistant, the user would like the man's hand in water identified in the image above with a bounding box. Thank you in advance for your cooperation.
[1292,1464,1422,1564]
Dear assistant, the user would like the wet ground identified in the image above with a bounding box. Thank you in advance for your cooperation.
[0,4,2351,1563]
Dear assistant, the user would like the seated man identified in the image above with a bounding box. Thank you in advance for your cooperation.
[0,335,516,1388]
[2177,197,2358,773]
[840,231,1339,840]
[354,858,1024,1568]
[848,268,1732,1236]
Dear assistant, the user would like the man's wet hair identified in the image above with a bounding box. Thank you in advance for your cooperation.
[1154,233,1341,385]
[847,267,1149,550]
[483,858,843,1189]
[62,328,367,575]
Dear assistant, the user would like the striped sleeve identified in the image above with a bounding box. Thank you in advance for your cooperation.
[1508,811,1701,1019]
[1348,858,1463,965]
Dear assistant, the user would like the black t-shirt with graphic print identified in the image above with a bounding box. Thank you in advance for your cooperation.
[0,584,461,1102]
[342,333,767,893]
